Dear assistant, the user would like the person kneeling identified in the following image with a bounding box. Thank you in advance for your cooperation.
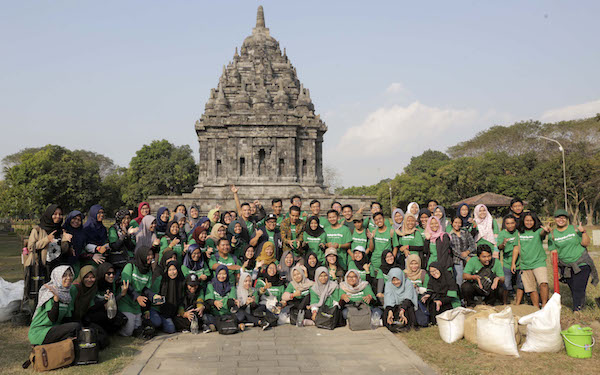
[461,245,505,307]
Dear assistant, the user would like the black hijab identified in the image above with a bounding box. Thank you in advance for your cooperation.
[304,252,321,280]
[133,246,153,275]
[427,261,458,297]
[165,220,179,240]
[159,260,184,317]
[211,264,232,296]
[153,249,175,281]
[353,249,369,271]
[242,245,256,270]
[96,262,115,293]
[379,249,398,275]
[63,210,84,258]
[418,208,431,228]
[304,216,324,238]
[261,264,285,287]
[39,204,63,234]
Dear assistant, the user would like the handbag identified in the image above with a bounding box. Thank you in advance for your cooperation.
[23,338,75,372]
[217,315,238,335]
[415,300,430,327]
[315,305,340,330]
[346,302,371,331]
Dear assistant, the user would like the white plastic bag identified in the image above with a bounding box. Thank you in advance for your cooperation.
[477,306,519,357]
[0,277,24,322]
[436,307,475,343]
[519,293,563,352]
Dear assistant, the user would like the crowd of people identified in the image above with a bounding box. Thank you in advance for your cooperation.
[23,187,597,349]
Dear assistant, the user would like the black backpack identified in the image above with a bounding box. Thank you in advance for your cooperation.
[217,315,238,335]
[474,260,496,296]
[315,305,340,330]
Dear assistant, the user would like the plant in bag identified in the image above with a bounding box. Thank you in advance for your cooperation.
[106,294,117,320]
[519,293,563,352]
[436,307,475,344]
[477,306,519,357]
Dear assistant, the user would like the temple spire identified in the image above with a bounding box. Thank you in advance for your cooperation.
[256,6,265,28]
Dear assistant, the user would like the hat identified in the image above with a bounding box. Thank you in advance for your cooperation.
[353,245,366,253]
[186,273,201,287]
[265,213,278,222]
[324,247,337,257]
[352,213,363,222]
[553,209,569,218]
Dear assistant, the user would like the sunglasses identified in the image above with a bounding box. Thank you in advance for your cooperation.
[105,272,115,276]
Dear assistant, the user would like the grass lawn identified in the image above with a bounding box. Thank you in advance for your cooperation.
[397,251,600,375]
[0,232,142,375]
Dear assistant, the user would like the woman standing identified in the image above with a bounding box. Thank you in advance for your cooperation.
[131,202,151,228]
[155,207,170,239]
[83,205,109,267]
[549,209,598,311]
[234,272,271,329]
[108,209,136,277]
[423,216,453,271]
[303,216,327,264]
[473,204,499,254]
[448,216,477,286]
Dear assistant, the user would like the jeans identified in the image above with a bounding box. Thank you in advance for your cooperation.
[149,309,176,334]
[453,263,464,286]
[119,312,141,337]
[563,265,591,311]
[503,267,523,291]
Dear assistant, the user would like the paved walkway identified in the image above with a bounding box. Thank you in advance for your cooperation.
[121,325,437,375]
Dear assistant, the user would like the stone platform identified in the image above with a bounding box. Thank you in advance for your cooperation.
[121,325,437,375]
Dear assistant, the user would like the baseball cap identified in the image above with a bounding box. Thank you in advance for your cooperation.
[265,213,278,222]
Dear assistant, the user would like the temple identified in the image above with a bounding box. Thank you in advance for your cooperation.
[149,6,373,212]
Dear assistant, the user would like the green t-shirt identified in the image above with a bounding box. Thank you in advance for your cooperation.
[395,230,424,256]
[28,297,73,345]
[244,219,255,238]
[284,283,311,299]
[347,261,369,281]
[159,237,185,264]
[255,279,285,300]
[265,229,276,245]
[497,229,520,268]
[118,263,153,314]
[548,225,586,265]
[309,287,341,308]
[181,263,211,283]
[463,257,505,277]
[376,268,391,282]
[351,230,368,251]
[304,232,327,263]
[371,227,393,272]
[208,254,240,281]
[325,225,352,265]
[341,284,375,303]
[108,226,135,258]
[517,228,547,270]
[204,283,237,316]
[129,219,139,229]
[364,217,392,232]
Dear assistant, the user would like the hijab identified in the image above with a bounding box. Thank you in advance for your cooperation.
[39,204,63,235]
[352,247,369,271]
[242,245,256,270]
[96,262,115,293]
[404,254,423,282]
[290,265,314,292]
[190,216,210,234]
[135,215,157,251]
[155,207,169,233]
[208,223,226,242]
[392,208,405,231]
[406,202,419,219]
[134,202,150,224]
[384,268,418,309]
[278,250,295,281]
[35,265,73,312]
[72,265,98,321]
[427,261,458,297]
[310,267,338,309]
[474,204,496,245]
[256,241,276,266]
[165,220,179,240]
[192,226,207,247]
[211,264,232,296]
[455,203,471,228]
[83,204,107,246]
[304,216,324,238]
[236,271,255,306]
[154,249,175,281]
[340,269,369,294]
[63,210,85,258]
[418,208,431,228]
[227,219,243,240]
[433,205,448,229]
[133,246,153,275]
[183,244,205,271]
[160,260,184,312]
[425,216,446,242]
[261,264,285,287]
[304,252,321,280]
[207,208,220,224]
[379,249,398,275]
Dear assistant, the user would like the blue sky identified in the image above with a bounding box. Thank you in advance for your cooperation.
[1,1,599,187]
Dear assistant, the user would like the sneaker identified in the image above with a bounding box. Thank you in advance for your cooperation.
[261,321,270,331]
[202,324,211,334]
[208,324,217,332]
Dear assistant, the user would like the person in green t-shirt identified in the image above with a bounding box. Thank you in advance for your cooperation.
[497,214,523,305]
[461,245,505,307]
[309,266,341,322]
[339,269,380,321]
[159,221,187,265]
[363,201,392,232]
[256,262,286,313]
[548,209,595,311]
[204,265,245,331]
[283,265,314,320]
[302,216,327,263]
[324,210,352,266]
[308,200,329,228]
[347,246,371,282]
[351,214,368,250]
[368,212,394,277]
[512,211,550,308]
[181,244,210,286]
[393,215,425,266]
[209,238,242,282]
[130,202,150,229]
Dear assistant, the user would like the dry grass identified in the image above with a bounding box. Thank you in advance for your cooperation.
[398,252,600,375]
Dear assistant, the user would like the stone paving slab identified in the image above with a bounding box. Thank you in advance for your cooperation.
[121,326,437,375]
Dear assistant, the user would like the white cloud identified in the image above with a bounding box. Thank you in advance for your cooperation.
[385,82,407,95]
[540,98,600,123]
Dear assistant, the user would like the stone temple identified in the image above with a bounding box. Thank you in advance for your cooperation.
[149,6,374,212]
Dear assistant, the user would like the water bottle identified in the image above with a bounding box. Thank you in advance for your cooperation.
[190,313,199,334]
[296,309,305,327]
[106,294,117,319]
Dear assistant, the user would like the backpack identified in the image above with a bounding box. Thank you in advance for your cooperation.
[217,315,238,335]
[474,261,496,296]
[415,300,430,327]
[346,302,372,331]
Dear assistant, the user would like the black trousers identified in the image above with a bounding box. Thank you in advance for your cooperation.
[383,300,416,331]
[424,298,453,325]
[287,294,311,311]
[461,281,505,307]
[563,265,591,311]
[42,322,81,345]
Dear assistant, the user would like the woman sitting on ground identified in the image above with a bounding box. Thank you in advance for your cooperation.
[204,265,243,332]
[234,271,272,330]
[160,221,185,264]
[282,265,314,326]
[256,262,286,314]
[384,268,419,333]
[421,261,459,324]
[70,266,109,348]
[309,267,342,323]
[87,262,128,334]
[181,244,210,289]
[339,269,380,321]
[324,247,346,283]
[173,273,207,332]
[404,254,427,295]
[149,260,183,334]
[376,250,399,303]
[28,266,81,345]
[347,246,371,283]
[278,250,297,285]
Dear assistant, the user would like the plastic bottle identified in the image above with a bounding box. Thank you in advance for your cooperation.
[106,294,117,319]
[190,313,199,334]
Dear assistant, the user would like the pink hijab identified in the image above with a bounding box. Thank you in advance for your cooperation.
[425,216,447,242]
[474,204,496,245]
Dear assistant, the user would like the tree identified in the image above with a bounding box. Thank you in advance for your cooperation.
[122,140,198,207]
[0,145,103,217]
